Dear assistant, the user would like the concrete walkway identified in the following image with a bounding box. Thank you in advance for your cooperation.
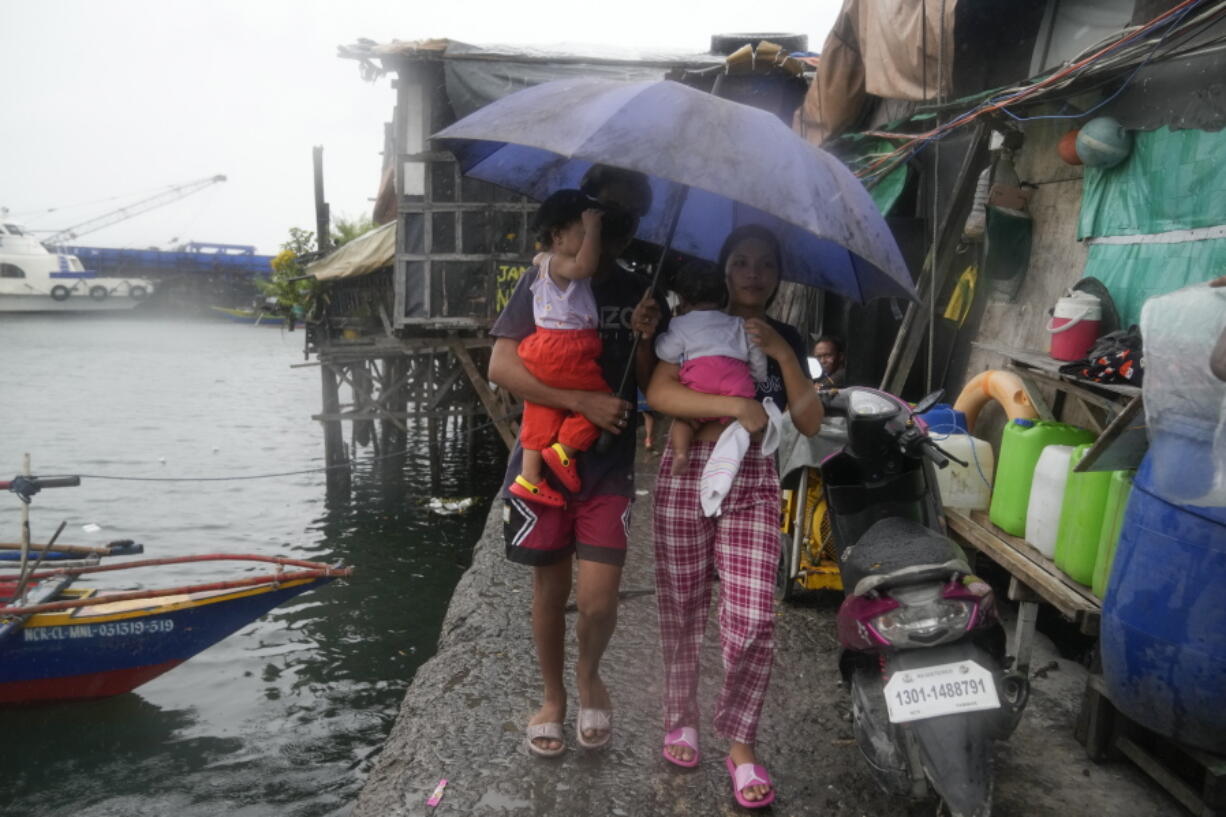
[352,448,1178,817]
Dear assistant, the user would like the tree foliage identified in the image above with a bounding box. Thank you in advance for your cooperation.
[331,213,374,248]
[259,215,376,318]
[259,227,320,316]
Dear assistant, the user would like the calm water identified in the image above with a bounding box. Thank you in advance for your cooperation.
[0,315,503,817]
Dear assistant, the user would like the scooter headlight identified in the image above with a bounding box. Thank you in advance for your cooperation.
[869,594,973,648]
[848,390,898,418]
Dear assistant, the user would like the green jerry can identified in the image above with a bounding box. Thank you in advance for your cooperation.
[989,419,1096,537]
[1092,470,1135,598]
[1055,444,1116,585]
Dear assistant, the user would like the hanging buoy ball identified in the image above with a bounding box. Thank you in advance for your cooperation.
[1058,130,1082,165]
[1076,117,1132,168]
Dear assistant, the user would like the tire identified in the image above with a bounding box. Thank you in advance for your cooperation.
[710,32,810,56]
[89,285,109,300]
[50,285,71,302]
[129,285,148,300]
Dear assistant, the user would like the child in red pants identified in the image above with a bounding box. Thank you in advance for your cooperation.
[511,189,611,508]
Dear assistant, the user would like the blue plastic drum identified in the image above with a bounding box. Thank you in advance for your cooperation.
[1100,455,1226,752]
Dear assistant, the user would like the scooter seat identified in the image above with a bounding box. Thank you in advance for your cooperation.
[840,517,970,597]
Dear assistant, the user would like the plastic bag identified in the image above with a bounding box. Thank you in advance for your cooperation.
[1140,282,1226,506]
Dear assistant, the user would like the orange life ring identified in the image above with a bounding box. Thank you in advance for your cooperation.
[952,370,1039,433]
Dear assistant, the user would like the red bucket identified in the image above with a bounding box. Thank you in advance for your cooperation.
[1047,291,1102,361]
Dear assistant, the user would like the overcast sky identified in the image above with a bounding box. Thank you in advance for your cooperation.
[1,1,840,256]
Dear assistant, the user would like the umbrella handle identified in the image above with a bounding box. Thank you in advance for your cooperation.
[595,186,687,456]
[595,331,643,454]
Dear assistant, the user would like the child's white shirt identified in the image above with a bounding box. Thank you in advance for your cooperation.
[654,309,768,383]
[530,252,598,330]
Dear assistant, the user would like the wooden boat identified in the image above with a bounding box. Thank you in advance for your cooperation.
[0,554,350,704]
[207,305,286,325]
[0,472,351,705]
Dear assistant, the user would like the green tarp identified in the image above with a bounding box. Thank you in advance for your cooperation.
[1078,126,1226,325]
[839,138,909,216]
[1079,126,1226,238]
[1083,238,1226,328]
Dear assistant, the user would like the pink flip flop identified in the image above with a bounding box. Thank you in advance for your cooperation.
[724,756,776,809]
[662,726,700,768]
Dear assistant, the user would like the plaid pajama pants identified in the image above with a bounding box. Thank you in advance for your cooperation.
[653,439,781,744]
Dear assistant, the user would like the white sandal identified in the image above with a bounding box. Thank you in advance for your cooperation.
[525,722,565,758]
[576,707,612,749]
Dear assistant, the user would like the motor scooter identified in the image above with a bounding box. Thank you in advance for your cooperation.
[818,383,1029,817]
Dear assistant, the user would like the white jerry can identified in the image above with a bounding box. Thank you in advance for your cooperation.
[934,433,995,511]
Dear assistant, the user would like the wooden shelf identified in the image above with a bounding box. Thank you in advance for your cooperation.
[946,509,1100,634]
[973,341,1141,399]
[972,340,1147,472]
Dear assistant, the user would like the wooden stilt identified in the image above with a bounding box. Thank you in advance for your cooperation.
[464,403,477,474]
[352,362,374,448]
[311,334,506,494]
[381,356,408,475]
[448,339,517,450]
[320,362,350,498]
[426,348,443,493]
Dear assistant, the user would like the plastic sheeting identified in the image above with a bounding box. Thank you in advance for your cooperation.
[436,40,720,119]
[1028,0,1134,75]
[1103,37,1226,133]
[306,221,395,281]
[1140,283,1226,507]
[445,57,677,121]
[1079,127,1226,326]
[795,0,957,145]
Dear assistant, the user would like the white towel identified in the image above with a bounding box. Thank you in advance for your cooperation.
[700,398,783,517]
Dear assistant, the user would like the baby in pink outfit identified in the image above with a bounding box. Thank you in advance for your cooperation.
[654,260,767,475]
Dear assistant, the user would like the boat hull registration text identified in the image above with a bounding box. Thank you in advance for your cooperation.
[23,619,176,642]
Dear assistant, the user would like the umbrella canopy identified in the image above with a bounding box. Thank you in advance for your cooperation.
[433,77,915,303]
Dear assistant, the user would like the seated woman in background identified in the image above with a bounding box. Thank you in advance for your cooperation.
[811,334,846,389]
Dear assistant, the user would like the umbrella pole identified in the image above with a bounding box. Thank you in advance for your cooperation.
[595,186,688,454]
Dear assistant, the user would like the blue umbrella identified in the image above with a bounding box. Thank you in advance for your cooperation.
[433,77,915,303]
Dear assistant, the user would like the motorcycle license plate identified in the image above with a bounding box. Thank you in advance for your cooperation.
[883,660,1000,724]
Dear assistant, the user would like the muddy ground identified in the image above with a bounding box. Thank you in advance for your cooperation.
[352,446,1179,817]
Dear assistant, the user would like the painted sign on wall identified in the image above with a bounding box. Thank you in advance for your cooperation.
[495,264,529,313]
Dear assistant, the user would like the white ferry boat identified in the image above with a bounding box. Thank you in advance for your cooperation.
[0,223,154,312]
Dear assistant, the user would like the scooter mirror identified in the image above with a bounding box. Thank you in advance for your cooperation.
[807,356,824,380]
[911,389,946,416]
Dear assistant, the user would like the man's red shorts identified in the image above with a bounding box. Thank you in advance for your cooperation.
[503,493,631,566]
